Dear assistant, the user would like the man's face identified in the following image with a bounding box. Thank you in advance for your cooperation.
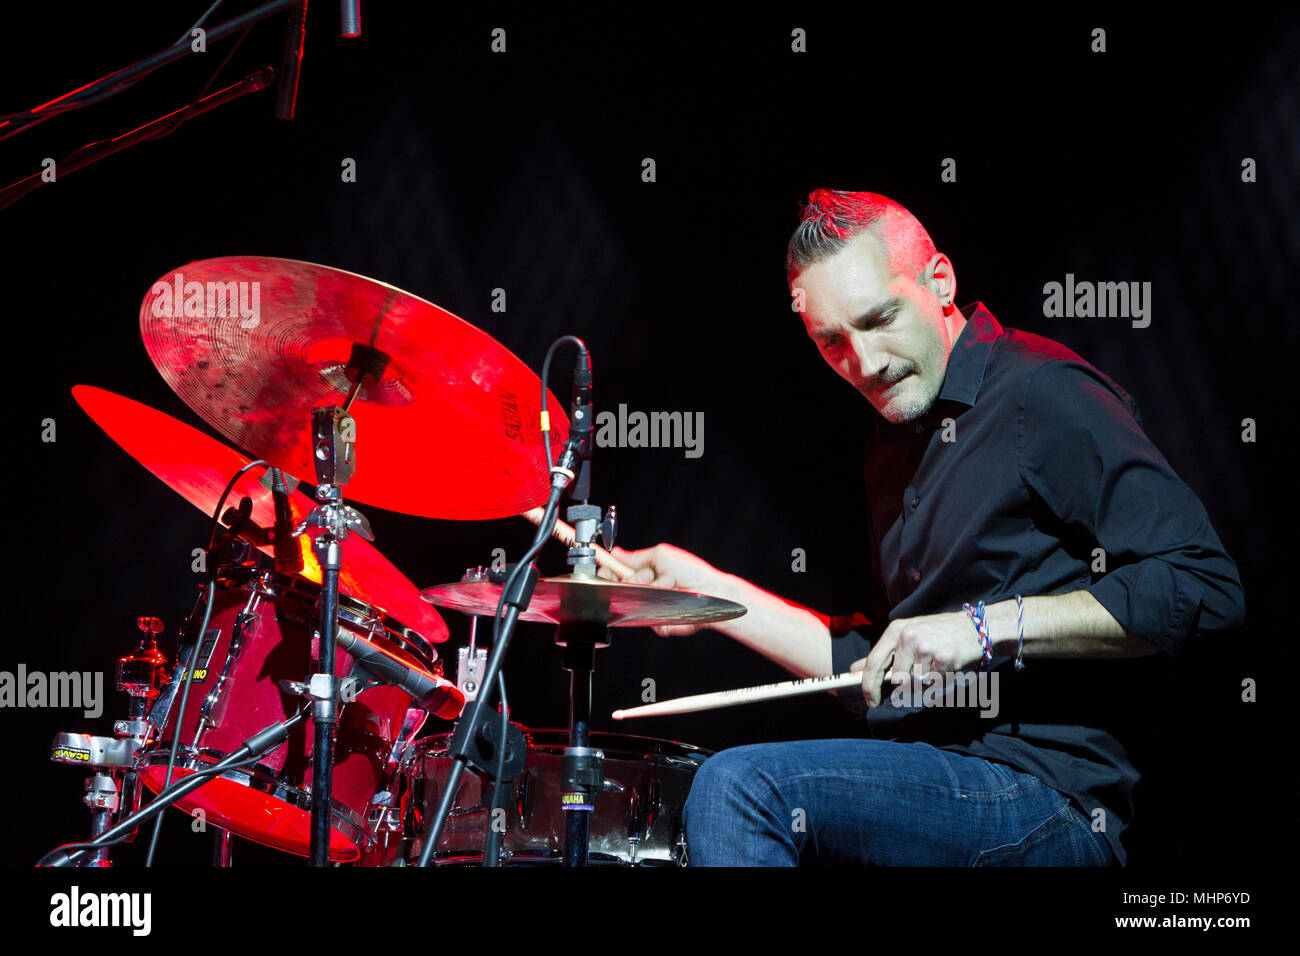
[793,231,956,424]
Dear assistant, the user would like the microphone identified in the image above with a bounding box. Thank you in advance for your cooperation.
[269,468,304,574]
[568,346,593,500]
[275,2,309,120]
[340,0,360,37]
[221,497,272,548]
[336,631,461,719]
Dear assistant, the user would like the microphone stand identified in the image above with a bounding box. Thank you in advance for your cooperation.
[296,344,385,866]
[0,0,305,211]
[416,336,596,867]
[414,453,576,867]
[39,710,307,867]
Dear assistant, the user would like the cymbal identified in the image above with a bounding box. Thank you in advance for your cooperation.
[138,257,568,520]
[73,385,449,643]
[420,573,747,628]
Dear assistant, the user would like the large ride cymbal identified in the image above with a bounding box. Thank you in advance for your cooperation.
[139,257,568,520]
[73,385,449,643]
[420,573,747,628]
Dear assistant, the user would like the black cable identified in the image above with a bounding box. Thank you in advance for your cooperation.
[143,456,269,865]
[419,336,582,866]
[143,579,214,867]
[38,707,305,866]
[539,334,586,472]
[207,459,270,549]
[474,334,587,857]
[50,751,262,863]
[0,1,228,127]
[492,334,587,649]
[146,21,253,143]
[481,672,510,866]
[176,0,228,45]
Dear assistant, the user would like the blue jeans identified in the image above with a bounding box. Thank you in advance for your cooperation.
[682,739,1115,866]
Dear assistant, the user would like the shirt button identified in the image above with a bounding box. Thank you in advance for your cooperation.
[910,497,920,508]
[911,570,921,583]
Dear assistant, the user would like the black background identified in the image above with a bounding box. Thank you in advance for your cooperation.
[1,3,1292,873]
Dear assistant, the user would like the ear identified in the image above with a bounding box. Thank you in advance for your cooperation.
[923,253,956,308]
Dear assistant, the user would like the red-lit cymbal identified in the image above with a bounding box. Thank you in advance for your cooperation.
[138,257,568,520]
[73,385,448,643]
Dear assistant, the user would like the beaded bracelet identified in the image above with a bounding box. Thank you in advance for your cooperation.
[962,600,993,669]
[1013,594,1027,671]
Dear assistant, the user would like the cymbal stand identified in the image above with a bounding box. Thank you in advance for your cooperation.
[556,503,618,866]
[297,343,384,866]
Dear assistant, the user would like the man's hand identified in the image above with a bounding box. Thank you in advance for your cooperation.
[599,543,733,636]
[849,610,984,708]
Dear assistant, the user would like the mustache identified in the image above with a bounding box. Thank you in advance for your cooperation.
[866,367,913,390]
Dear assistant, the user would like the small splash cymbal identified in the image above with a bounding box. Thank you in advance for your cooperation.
[420,573,747,628]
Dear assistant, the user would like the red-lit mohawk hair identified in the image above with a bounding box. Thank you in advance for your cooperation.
[786,189,937,286]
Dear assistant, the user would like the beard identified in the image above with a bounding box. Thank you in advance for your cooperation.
[864,362,935,424]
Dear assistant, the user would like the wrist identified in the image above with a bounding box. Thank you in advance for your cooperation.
[987,596,1030,671]
[987,598,1021,655]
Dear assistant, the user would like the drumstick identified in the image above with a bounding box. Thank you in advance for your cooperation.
[611,670,893,720]
[521,506,637,580]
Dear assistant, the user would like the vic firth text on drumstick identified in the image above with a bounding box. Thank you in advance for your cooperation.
[612,672,874,720]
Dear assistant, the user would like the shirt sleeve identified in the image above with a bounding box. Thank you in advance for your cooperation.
[829,622,873,717]
[1018,359,1245,655]
[828,466,892,716]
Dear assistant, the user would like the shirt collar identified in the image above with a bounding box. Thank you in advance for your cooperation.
[937,301,1002,407]
[872,301,1002,439]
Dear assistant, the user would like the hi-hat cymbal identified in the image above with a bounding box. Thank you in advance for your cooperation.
[139,257,568,520]
[73,385,448,643]
[420,573,747,628]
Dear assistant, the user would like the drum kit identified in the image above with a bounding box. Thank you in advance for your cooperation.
[40,256,748,868]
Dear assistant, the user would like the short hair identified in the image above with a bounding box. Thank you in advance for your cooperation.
[786,189,937,285]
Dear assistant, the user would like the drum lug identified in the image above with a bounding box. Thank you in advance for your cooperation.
[112,718,158,749]
[197,600,258,731]
[516,768,531,829]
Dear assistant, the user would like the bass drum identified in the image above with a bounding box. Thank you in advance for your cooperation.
[360,729,710,866]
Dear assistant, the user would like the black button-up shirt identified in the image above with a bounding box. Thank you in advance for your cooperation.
[829,302,1245,865]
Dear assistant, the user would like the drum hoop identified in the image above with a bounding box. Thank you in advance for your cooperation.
[411,728,712,762]
[137,748,370,849]
[215,567,437,667]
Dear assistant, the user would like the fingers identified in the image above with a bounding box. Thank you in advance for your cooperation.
[653,623,701,637]
[860,624,900,708]
[608,544,686,590]
[612,544,660,571]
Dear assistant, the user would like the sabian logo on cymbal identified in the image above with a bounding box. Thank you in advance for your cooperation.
[149,272,261,329]
[499,389,525,444]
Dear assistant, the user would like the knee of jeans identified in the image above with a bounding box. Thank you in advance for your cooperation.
[685,747,766,814]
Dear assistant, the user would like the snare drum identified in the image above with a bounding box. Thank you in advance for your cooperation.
[139,566,459,861]
[361,728,710,866]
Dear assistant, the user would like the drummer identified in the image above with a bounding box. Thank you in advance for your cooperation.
[607,189,1244,866]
